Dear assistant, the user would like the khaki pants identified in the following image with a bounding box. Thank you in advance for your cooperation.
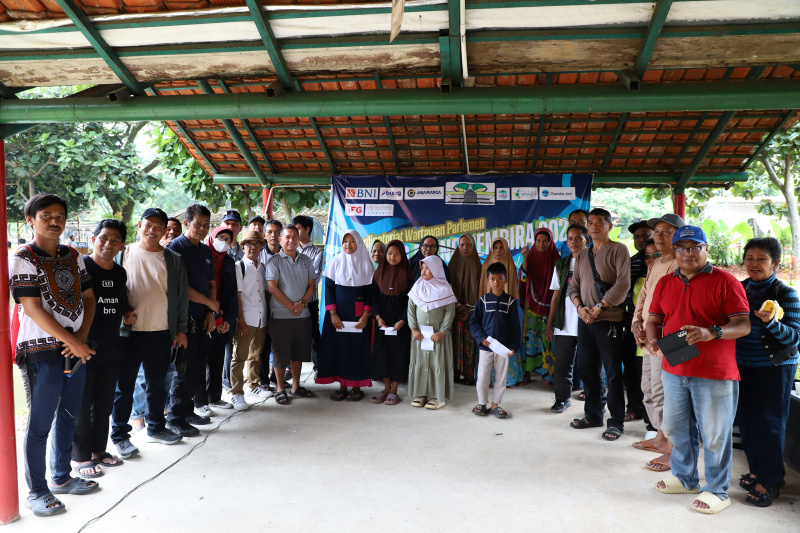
[231,325,266,396]
[641,353,664,430]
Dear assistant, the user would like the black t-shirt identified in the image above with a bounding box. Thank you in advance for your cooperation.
[83,255,128,352]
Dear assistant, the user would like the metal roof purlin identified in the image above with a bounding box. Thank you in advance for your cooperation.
[530,73,552,172]
[196,80,270,186]
[374,74,401,170]
[739,109,796,171]
[216,80,276,175]
[599,112,628,171]
[53,0,145,96]
[244,0,300,92]
[633,0,673,79]
[448,0,463,86]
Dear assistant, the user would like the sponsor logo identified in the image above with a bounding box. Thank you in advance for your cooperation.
[445,182,495,205]
[365,204,395,217]
[345,187,379,199]
[345,204,364,216]
[512,187,539,201]
[404,187,444,200]
[540,187,576,200]
[497,188,510,201]
[102,280,113,288]
[379,188,404,200]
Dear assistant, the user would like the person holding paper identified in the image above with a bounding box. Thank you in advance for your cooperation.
[316,230,375,401]
[370,240,413,405]
[450,234,483,385]
[469,262,521,418]
[407,256,457,410]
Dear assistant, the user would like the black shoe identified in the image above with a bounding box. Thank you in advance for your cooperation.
[166,421,200,437]
[185,414,211,426]
[551,400,572,413]
[146,428,183,444]
[285,368,293,380]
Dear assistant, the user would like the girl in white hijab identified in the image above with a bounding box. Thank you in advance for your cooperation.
[407,256,457,410]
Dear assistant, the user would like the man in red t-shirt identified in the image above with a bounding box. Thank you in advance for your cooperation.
[646,225,750,514]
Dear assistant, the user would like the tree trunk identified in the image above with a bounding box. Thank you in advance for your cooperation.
[782,159,800,259]
[281,196,292,221]
[243,192,253,222]
[28,175,35,199]
[120,200,136,225]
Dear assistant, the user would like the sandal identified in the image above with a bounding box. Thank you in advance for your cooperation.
[424,399,446,410]
[346,390,365,402]
[645,454,671,472]
[602,427,623,441]
[73,462,103,479]
[747,485,780,508]
[330,388,348,401]
[739,473,757,491]
[49,477,100,495]
[92,452,123,467]
[624,411,643,422]
[25,493,65,517]
[489,406,508,418]
[632,440,662,453]
[577,391,586,401]
[288,386,315,398]
[411,396,428,408]
[384,393,400,405]
[370,392,388,404]
[570,417,603,429]
[274,390,290,405]
[473,404,488,416]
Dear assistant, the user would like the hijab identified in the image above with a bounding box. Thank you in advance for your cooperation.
[408,255,457,312]
[373,240,412,296]
[207,227,234,303]
[370,240,386,270]
[479,236,519,299]
[449,234,482,306]
[410,235,451,282]
[322,229,375,287]
[524,227,560,315]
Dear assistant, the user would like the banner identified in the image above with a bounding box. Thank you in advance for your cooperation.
[324,174,593,266]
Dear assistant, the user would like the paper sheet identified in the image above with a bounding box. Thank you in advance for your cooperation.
[381,326,398,336]
[337,321,362,333]
[420,325,435,351]
[487,336,513,357]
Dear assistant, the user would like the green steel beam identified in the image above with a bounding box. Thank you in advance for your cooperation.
[668,111,710,172]
[375,74,401,169]
[739,109,797,171]
[4,80,800,124]
[675,111,736,191]
[599,112,627,171]
[214,174,331,186]
[53,0,144,95]
[448,0,463,85]
[196,80,270,185]
[244,0,300,92]
[530,73,552,171]
[215,80,276,174]
[633,0,672,78]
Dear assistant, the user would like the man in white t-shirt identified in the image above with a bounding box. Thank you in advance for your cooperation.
[546,223,589,413]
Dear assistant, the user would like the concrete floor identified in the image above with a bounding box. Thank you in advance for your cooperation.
[6,365,800,532]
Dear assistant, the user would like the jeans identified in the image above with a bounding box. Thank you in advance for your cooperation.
[168,324,210,424]
[131,361,175,421]
[112,330,172,442]
[662,371,738,499]
[195,330,227,407]
[553,335,578,403]
[21,358,86,496]
[737,362,797,487]
[72,347,121,462]
[222,341,233,390]
[576,320,626,430]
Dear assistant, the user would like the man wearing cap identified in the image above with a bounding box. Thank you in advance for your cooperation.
[221,210,244,261]
[629,220,654,283]
[248,216,266,235]
[112,207,188,457]
[631,213,684,471]
[647,225,750,514]
[230,231,272,410]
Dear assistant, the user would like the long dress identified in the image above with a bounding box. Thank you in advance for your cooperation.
[316,278,373,387]
[407,300,456,401]
[370,281,411,382]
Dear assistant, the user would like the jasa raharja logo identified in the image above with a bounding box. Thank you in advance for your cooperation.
[445,182,495,205]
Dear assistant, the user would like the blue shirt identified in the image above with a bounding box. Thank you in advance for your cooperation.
[469,291,522,353]
[169,234,215,318]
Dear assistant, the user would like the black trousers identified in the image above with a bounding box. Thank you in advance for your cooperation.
[309,300,321,369]
[168,323,210,424]
[222,341,233,389]
[620,330,645,417]
[553,335,578,403]
[576,320,626,430]
[259,330,273,385]
[738,362,797,487]
[111,330,172,442]
[194,330,227,407]
[72,346,121,462]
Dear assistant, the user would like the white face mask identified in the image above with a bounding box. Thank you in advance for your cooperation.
[213,240,230,253]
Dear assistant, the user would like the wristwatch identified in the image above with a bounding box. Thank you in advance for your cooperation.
[300,299,308,307]
[595,302,605,309]
[709,325,723,339]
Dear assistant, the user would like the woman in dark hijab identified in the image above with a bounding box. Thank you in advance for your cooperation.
[449,234,483,384]
[409,235,451,282]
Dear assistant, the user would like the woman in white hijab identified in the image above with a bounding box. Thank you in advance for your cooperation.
[407,255,457,410]
[316,230,375,401]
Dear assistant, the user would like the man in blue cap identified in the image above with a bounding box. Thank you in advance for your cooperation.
[646,225,750,514]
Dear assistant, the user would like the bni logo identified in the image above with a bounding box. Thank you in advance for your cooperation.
[345,188,378,199]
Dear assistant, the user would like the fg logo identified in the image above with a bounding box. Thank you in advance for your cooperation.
[102,281,113,288]
[541,190,549,197]
[346,204,364,216]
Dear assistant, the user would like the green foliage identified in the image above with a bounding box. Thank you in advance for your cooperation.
[101,212,138,244]
[700,218,757,266]
[592,188,671,236]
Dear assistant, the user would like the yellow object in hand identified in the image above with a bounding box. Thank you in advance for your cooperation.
[759,300,784,321]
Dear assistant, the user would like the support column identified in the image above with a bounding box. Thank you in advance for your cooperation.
[0,139,20,525]
[673,188,686,220]
[264,187,274,220]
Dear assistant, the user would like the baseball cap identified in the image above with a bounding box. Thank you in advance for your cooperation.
[628,220,651,234]
[239,230,265,245]
[672,225,707,245]
[647,213,686,230]
[222,210,242,224]
[141,207,168,227]
[249,215,266,225]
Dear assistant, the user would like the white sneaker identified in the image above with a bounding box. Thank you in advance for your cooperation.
[644,430,658,440]
[195,405,214,417]
[247,387,274,399]
[231,394,249,411]
[211,400,233,410]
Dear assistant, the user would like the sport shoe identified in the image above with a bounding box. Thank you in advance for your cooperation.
[195,405,214,417]
[231,394,249,411]
[211,400,233,410]
[185,414,212,426]
[115,439,139,459]
[551,399,572,413]
[247,387,274,399]
[146,428,183,445]
[166,421,200,437]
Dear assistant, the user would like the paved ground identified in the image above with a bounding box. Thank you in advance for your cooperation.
[5,365,799,532]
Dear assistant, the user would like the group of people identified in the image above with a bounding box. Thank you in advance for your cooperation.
[10,194,798,518]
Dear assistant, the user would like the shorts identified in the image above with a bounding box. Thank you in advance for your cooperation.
[268,317,312,369]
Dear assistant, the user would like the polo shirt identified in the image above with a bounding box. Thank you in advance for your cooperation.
[649,262,749,380]
[298,241,323,303]
[235,257,268,328]
[169,234,215,318]
[265,250,316,319]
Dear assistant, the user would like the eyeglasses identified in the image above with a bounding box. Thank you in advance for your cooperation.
[674,244,706,255]
[421,244,437,250]
[644,252,662,259]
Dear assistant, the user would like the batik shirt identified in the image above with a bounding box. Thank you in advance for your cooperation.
[10,244,91,363]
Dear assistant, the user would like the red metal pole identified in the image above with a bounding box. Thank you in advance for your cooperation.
[674,191,686,220]
[264,187,274,220]
[0,139,20,524]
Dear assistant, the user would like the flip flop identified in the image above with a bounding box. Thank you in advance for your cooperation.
[92,452,123,467]
[411,396,428,408]
[656,476,700,495]
[645,454,671,472]
[288,386,316,398]
[49,477,100,495]
[624,411,643,422]
[73,462,103,479]
[370,392,387,404]
[384,393,400,405]
[632,440,662,453]
[691,492,732,514]
[25,493,65,517]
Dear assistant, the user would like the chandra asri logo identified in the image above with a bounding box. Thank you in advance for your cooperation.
[539,187,576,200]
